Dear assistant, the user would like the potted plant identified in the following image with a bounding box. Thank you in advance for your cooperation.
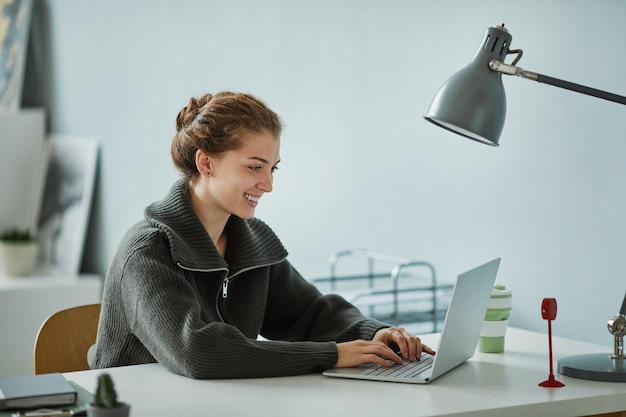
[0,227,38,276]
[86,373,131,417]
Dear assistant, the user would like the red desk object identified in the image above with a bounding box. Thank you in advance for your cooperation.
[539,298,566,388]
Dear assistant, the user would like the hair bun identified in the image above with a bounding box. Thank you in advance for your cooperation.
[175,94,214,132]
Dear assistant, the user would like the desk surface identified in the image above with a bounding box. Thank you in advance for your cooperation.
[65,328,626,417]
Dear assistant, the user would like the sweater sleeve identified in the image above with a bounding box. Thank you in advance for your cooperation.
[117,241,342,379]
[260,260,390,343]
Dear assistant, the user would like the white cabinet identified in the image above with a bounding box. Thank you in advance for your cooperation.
[0,273,102,377]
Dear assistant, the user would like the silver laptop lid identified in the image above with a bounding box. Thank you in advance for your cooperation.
[428,257,501,380]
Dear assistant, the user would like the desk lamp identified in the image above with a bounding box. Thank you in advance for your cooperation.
[424,24,626,146]
[423,24,626,382]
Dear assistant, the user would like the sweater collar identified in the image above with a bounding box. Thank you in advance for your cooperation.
[145,179,287,272]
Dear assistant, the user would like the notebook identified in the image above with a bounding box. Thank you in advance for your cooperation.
[323,257,501,384]
[0,373,77,410]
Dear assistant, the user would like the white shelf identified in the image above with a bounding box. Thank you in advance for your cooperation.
[0,273,102,377]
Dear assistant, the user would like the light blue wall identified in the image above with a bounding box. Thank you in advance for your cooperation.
[27,0,626,346]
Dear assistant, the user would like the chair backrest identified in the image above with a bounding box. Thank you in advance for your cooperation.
[33,303,101,375]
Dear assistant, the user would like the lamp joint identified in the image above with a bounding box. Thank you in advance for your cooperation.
[608,314,625,359]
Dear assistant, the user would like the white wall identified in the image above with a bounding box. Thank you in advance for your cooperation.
[25,0,626,346]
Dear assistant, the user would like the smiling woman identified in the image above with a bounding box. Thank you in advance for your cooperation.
[191,128,280,229]
[93,91,434,380]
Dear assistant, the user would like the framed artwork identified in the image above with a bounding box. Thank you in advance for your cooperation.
[0,109,46,233]
[0,0,33,110]
[37,136,99,276]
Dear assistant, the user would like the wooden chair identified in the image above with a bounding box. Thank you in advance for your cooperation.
[33,303,101,375]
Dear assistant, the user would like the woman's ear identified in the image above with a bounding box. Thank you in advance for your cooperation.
[195,149,212,177]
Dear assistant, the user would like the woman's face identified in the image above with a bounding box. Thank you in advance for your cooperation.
[205,129,281,220]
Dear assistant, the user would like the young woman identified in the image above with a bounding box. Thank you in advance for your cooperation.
[93,92,434,378]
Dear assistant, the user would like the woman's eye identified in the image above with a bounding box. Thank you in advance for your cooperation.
[249,166,279,173]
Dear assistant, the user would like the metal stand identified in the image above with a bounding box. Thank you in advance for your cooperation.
[558,293,626,382]
[539,298,565,388]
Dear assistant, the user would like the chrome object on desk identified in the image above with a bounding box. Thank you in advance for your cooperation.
[558,293,626,382]
[607,312,625,360]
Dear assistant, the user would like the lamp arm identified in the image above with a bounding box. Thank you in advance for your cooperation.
[489,60,626,106]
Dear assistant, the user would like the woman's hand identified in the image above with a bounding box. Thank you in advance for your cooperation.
[372,327,436,362]
[334,327,435,368]
[335,339,403,368]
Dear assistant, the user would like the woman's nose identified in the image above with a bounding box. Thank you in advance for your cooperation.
[258,171,273,193]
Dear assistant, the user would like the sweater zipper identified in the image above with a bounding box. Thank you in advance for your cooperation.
[220,259,284,299]
[222,278,230,298]
[178,259,284,322]
[177,263,230,322]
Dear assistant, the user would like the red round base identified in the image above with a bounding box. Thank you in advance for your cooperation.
[538,376,565,388]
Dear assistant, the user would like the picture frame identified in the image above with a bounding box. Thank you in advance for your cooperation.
[0,0,33,111]
[37,136,99,276]
[0,109,46,234]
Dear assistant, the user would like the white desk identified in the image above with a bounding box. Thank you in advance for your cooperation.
[65,328,626,417]
[0,274,101,377]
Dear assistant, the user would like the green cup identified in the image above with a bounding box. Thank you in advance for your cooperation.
[478,285,512,353]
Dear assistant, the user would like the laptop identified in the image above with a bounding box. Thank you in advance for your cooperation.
[323,257,501,384]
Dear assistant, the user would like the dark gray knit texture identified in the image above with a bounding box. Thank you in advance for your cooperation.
[94,180,388,379]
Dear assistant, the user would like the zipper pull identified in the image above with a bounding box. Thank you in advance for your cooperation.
[222,278,229,298]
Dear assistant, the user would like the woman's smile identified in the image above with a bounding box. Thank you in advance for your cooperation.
[244,193,261,207]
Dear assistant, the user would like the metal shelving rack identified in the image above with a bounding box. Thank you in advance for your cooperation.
[311,249,453,333]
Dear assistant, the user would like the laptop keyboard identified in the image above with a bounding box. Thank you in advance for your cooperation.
[361,353,434,379]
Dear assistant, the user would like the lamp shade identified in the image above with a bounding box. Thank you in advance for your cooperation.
[424,25,512,146]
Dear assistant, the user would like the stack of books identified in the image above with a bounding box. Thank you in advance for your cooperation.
[0,373,79,413]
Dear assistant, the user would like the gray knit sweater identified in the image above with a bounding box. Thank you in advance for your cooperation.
[93,180,388,379]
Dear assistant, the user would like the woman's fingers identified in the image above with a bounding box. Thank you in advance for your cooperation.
[336,340,402,368]
[336,328,438,368]
[373,327,436,361]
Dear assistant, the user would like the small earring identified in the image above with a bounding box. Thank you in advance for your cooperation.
[206,171,211,176]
